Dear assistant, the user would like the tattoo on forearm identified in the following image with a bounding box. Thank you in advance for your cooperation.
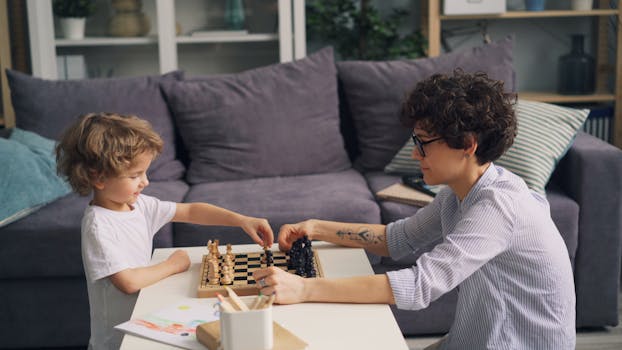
[336,228,384,245]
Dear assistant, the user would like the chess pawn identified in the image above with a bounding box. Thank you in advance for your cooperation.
[226,244,235,261]
[224,253,234,267]
[221,265,233,285]
[207,259,220,285]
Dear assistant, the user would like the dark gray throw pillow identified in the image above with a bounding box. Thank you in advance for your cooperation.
[5,69,185,181]
[160,47,351,184]
[337,36,516,172]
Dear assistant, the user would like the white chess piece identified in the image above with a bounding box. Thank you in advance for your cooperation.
[207,259,220,285]
[221,264,232,285]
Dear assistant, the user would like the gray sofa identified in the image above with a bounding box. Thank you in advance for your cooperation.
[1,43,621,349]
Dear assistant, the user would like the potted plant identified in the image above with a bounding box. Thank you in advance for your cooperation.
[306,0,426,60]
[52,0,96,40]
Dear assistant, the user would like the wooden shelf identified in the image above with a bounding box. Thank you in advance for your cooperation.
[440,9,619,20]
[519,91,616,103]
[0,0,14,128]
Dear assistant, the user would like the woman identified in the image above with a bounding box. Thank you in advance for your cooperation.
[254,70,575,349]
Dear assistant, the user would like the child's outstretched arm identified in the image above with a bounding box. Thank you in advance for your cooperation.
[172,203,274,247]
[109,249,190,294]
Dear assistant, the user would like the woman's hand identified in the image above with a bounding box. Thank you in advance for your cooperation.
[278,220,316,252]
[240,216,274,248]
[253,266,308,304]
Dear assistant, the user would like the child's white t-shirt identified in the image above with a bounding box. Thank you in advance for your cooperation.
[81,194,176,350]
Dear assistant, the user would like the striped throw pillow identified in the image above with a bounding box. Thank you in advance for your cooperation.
[384,100,589,194]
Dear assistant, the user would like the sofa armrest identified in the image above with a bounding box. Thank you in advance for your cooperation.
[551,132,622,327]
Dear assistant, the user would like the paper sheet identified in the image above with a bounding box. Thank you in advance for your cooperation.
[115,298,219,350]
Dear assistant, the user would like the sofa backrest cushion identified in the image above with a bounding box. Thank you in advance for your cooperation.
[160,47,351,184]
[337,36,516,172]
[5,69,185,181]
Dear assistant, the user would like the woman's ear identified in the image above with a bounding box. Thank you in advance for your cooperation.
[463,134,478,158]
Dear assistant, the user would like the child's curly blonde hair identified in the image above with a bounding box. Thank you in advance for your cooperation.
[56,113,163,196]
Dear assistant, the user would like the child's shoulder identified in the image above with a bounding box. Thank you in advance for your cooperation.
[134,193,165,211]
[136,193,158,204]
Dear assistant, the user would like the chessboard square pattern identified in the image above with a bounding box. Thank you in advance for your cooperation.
[197,250,323,298]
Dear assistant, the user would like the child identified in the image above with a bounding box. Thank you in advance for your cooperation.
[253,71,576,349]
[56,113,274,350]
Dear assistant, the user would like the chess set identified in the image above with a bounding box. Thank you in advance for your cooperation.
[197,238,324,298]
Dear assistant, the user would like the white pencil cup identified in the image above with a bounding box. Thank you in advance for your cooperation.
[220,306,273,350]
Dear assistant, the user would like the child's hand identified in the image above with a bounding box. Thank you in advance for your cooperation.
[167,249,191,274]
[278,220,315,252]
[240,216,274,248]
[252,266,307,304]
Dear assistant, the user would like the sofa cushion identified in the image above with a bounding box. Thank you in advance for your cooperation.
[337,36,515,172]
[385,100,589,194]
[160,47,351,184]
[5,69,185,181]
[0,181,188,279]
[174,169,381,246]
[1,129,71,227]
[366,172,579,267]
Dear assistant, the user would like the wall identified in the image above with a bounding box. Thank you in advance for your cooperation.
[310,0,606,92]
[54,0,279,77]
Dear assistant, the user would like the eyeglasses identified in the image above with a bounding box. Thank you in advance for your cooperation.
[412,134,443,157]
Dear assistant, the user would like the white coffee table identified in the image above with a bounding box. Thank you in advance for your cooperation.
[120,242,408,350]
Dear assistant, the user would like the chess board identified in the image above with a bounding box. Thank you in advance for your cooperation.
[197,250,324,298]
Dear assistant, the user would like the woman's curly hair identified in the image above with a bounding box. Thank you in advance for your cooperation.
[55,113,163,196]
[400,69,517,164]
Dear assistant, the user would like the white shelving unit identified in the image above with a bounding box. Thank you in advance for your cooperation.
[26,0,307,80]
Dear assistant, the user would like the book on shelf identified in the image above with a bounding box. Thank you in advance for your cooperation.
[376,183,435,207]
[56,55,87,80]
[190,29,248,37]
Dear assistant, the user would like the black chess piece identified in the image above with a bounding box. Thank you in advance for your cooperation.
[288,236,315,276]
[288,237,303,269]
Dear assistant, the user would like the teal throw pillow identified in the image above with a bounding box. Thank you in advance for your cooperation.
[0,128,71,227]
[384,100,589,194]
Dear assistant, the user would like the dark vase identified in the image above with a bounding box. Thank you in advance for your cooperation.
[558,34,595,95]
